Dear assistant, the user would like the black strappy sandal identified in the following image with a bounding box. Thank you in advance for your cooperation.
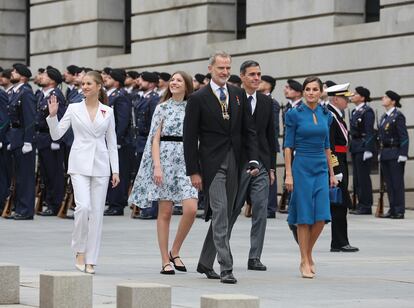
[160,263,175,275]
[169,251,187,272]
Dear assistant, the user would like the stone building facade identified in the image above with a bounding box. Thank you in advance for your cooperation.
[1,0,413,203]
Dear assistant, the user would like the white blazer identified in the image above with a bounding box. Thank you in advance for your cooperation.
[46,100,119,176]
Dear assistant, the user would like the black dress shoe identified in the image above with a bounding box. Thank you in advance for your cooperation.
[331,245,359,252]
[248,258,267,271]
[196,263,220,279]
[267,212,276,219]
[172,206,183,216]
[350,209,372,215]
[379,212,392,218]
[13,213,34,220]
[39,208,58,216]
[391,213,404,219]
[220,270,237,284]
[103,208,124,216]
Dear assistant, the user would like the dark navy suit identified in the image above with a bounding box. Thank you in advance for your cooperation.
[132,90,160,217]
[106,88,132,212]
[0,89,11,210]
[378,108,409,215]
[36,88,66,213]
[267,95,280,216]
[7,84,37,217]
[349,103,375,212]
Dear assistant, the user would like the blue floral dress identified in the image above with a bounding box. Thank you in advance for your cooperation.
[128,99,198,208]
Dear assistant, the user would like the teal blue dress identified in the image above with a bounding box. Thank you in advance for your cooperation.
[284,104,332,225]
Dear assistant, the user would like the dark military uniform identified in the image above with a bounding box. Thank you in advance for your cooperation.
[35,88,66,214]
[0,89,10,210]
[131,90,159,217]
[106,88,132,214]
[378,108,409,218]
[7,83,37,219]
[349,103,375,214]
[328,104,356,250]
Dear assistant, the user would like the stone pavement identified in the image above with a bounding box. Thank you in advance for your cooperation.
[1,209,414,308]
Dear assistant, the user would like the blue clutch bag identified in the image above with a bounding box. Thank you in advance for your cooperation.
[329,187,342,204]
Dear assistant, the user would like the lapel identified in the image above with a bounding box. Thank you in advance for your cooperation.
[93,103,107,131]
[73,101,96,136]
[204,85,228,131]
[253,93,262,128]
[227,85,240,131]
[328,104,348,141]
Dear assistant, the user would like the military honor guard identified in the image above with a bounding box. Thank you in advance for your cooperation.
[349,86,375,215]
[157,72,171,97]
[259,75,280,218]
[63,65,83,103]
[192,73,206,91]
[326,83,359,252]
[0,86,9,212]
[104,69,132,216]
[378,91,409,219]
[131,71,160,219]
[35,67,66,216]
[6,64,36,220]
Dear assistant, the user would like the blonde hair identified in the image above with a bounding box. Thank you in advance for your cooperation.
[85,70,108,104]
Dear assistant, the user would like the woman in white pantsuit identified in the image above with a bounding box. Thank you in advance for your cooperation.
[47,71,120,274]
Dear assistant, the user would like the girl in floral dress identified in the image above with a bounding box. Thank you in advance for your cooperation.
[129,71,198,274]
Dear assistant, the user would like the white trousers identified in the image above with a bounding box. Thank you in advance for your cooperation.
[71,174,110,265]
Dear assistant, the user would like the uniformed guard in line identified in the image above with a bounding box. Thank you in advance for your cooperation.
[6,63,36,220]
[326,82,359,252]
[192,73,206,91]
[378,91,409,219]
[157,72,171,97]
[0,69,14,96]
[0,86,9,212]
[63,65,83,103]
[259,75,280,218]
[124,70,140,100]
[36,66,66,216]
[34,68,45,100]
[131,71,160,219]
[349,86,375,215]
[104,69,132,216]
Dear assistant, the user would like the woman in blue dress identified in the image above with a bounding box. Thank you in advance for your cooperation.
[284,76,337,279]
[128,71,198,275]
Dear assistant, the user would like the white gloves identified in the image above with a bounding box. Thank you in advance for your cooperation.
[51,142,60,151]
[397,155,408,163]
[22,142,33,154]
[334,173,343,182]
[0,142,2,150]
[7,144,11,151]
[363,151,373,161]
[117,144,121,149]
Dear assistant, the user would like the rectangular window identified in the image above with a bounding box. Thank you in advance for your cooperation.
[124,0,131,54]
[236,0,246,39]
[365,0,380,23]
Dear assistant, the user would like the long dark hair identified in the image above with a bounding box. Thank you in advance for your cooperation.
[85,70,108,105]
[162,71,194,102]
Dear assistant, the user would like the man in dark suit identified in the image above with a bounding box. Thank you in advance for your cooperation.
[104,69,132,216]
[230,61,276,270]
[326,83,359,252]
[184,51,259,284]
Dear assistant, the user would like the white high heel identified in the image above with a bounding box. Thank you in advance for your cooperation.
[75,253,85,272]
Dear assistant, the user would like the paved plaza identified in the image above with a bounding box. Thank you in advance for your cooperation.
[1,209,413,308]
